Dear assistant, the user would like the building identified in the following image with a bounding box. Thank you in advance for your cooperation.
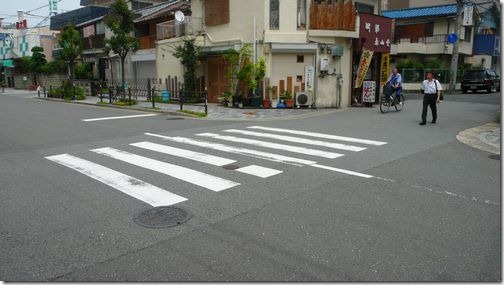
[156,0,384,108]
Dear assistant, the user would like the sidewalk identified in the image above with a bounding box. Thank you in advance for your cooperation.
[29,90,340,121]
[457,123,501,155]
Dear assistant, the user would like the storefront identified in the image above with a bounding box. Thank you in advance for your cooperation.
[352,13,392,106]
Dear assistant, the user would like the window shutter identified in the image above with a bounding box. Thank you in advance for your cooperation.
[205,0,230,26]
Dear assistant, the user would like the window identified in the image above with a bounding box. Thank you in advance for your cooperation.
[297,0,306,30]
[355,3,374,14]
[464,26,472,41]
[297,55,304,63]
[270,0,279,30]
[95,21,105,35]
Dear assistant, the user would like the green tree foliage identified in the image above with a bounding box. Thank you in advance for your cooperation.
[172,37,201,95]
[104,0,139,86]
[58,24,82,85]
[75,63,93,79]
[29,46,47,84]
[223,44,265,96]
[40,60,67,74]
[13,57,31,74]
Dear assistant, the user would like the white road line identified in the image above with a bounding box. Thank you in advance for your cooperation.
[223,129,366,152]
[247,126,387,146]
[311,164,373,178]
[130,141,236,166]
[82,114,158,122]
[45,154,187,207]
[91,147,240,192]
[235,165,283,178]
[132,141,282,178]
[144,132,317,166]
[196,133,344,159]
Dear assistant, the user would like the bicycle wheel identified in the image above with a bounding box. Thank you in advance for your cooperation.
[379,95,390,113]
[394,94,405,111]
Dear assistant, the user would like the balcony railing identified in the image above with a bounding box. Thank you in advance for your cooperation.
[394,34,465,44]
[82,34,105,50]
[157,17,204,41]
[139,35,156,49]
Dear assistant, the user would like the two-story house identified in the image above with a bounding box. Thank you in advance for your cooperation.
[156,0,384,108]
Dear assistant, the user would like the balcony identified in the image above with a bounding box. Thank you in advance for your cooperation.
[392,34,473,55]
[139,35,157,49]
[309,0,356,31]
[82,34,105,50]
[156,17,204,41]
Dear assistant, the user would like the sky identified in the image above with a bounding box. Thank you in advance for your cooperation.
[0,0,82,27]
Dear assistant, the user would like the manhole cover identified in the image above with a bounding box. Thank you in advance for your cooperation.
[222,164,240,170]
[488,154,500,160]
[134,206,192,228]
[166,117,185,120]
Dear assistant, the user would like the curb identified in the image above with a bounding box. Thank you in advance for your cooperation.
[456,123,500,155]
[35,97,198,118]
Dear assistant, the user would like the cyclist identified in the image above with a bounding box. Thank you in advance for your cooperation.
[387,67,403,104]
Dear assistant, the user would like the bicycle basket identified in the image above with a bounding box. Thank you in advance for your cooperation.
[383,82,394,97]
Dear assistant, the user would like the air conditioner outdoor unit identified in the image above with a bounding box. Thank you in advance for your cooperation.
[295,91,314,107]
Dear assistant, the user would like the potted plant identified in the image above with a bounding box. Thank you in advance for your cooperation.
[263,86,272,108]
[219,91,232,107]
[283,91,294,108]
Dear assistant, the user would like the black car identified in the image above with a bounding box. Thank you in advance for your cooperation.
[461,69,500,93]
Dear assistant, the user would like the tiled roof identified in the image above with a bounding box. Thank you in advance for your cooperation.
[133,0,190,23]
[382,4,457,19]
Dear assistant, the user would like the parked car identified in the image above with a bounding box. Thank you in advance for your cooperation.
[461,69,500,93]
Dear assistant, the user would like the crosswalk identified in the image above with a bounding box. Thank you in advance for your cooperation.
[45,126,388,207]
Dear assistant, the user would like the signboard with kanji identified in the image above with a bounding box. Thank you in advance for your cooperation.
[354,48,373,88]
[359,14,393,53]
[380,53,390,87]
[362,81,376,103]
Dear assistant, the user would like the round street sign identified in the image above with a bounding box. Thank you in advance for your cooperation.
[447,33,458,44]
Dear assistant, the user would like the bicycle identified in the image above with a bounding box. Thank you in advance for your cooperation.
[379,82,405,113]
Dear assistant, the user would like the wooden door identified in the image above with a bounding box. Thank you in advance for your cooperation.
[206,57,228,103]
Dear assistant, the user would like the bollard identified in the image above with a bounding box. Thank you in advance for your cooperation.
[43,86,46,97]
[152,87,156,108]
[128,87,132,106]
[204,91,208,115]
[99,88,103,103]
[109,87,113,104]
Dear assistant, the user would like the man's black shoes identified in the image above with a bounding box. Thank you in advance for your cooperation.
[431,120,436,124]
[419,122,426,125]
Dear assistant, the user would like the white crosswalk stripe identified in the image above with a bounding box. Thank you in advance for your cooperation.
[222,129,367,152]
[131,141,282,178]
[195,133,344,159]
[45,154,187,206]
[247,126,387,146]
[144,133,317,166]
[91,147,240,192]
[131,141,236,166]
[45,127,387,207]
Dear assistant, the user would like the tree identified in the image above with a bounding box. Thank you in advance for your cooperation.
[29,46,47,84]
[172,37,201,96]
[58,24,82,85]
[104,0,138,87]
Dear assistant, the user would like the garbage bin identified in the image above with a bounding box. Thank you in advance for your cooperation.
[161,90,170,102]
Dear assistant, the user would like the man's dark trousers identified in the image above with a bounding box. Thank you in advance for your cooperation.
[421,93,437,123]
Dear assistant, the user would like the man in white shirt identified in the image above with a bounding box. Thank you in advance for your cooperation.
[420,71,442,125]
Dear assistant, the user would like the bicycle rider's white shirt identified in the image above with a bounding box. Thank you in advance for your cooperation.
[422,79,442,94]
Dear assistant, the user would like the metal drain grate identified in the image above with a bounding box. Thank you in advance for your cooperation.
[134,206,192,228]
[488,154,500,161]
[166,117,185,120]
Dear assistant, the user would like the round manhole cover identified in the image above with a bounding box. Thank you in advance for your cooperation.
[134,206,192,228]
[488,154,500,161]
[166,117,185,120]
[222,164,240,170]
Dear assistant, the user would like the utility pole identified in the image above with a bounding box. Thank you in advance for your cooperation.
[449,0,464,93]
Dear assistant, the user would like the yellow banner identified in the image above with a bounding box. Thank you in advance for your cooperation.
[380,53,390,87]
[354,48,374,89]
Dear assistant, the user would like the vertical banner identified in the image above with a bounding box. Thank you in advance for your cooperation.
[463,6,473,26]
[362,81,376,103]
[354,48,373,88]
[380,53,390,87]
[305,66,314,92]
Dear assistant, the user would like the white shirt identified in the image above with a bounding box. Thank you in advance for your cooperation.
[422,79,442,94]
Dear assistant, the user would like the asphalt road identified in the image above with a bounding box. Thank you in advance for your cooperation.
[0,90,500,281]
